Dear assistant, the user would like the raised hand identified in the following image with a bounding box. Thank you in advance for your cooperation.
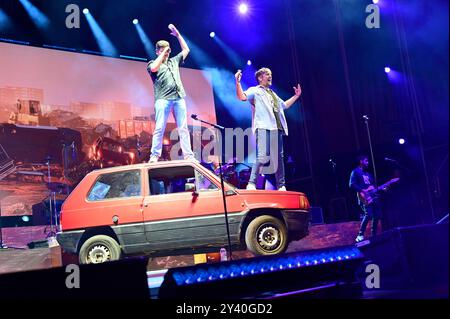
[235,70,242,82]
[168,24,180,37]
[293,84,302,97]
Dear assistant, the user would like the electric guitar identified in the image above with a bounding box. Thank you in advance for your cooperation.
[358,178,400,206]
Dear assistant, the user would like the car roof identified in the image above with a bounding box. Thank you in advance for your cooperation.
[87,160,200,176]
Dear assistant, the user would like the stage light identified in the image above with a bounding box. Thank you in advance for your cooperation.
[84,10,118,56]
[372,0,379,4]
[159,245,364,299]
[399,138,405,145]
[0,9,12,30]
[384,66,391,73]
[238,3,248,14]
[133,19,139,25]
[18,0,50,29]
[247,60,252,66]
[134,23,155,58]
[209,31,215,38]
[83,8,89,15]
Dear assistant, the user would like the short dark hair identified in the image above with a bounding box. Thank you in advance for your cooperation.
[357,154,368,163]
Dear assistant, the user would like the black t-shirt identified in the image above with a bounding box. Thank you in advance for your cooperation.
[349,167,374,193]
[349,167,377,205]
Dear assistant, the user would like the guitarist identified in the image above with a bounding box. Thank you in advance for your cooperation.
[349,155,383,243]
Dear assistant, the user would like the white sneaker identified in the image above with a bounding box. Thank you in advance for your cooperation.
[355,235,364,243]
[278,186,287,191]
[185,156,199,163]
[246,183,256,190]
[148,155,159,163]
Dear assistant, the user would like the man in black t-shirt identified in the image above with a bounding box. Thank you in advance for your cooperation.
[349,155,382,242]
[147,24,194,163]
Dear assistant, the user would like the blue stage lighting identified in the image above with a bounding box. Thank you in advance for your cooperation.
[0,9,12,30]
[133,19,139,25]
[247,60,252,66]
[373,0,379,4]
[167,246,363,286]
[399,138,405,145]
[84,11,118,56]
[384,66,391,73]
[135,23,155,58]
[83,8,89,15]
[19,0,50,29]
[214,36,243,66]
[210,32,216,38]
[239,3,249,14]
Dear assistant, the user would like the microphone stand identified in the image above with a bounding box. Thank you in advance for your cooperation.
[329,159,339,195]
[363,115,378,187]
[191,115,233,260]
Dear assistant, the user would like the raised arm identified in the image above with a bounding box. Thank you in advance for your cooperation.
[284,84,302,109]
[148,46,170,73]
[169,24,190,60]
[235,70,247,101]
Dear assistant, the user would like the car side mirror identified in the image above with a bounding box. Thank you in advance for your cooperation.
[185,183,198,196]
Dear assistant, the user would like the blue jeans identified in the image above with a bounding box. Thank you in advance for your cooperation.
[249,129,285,189]
[151,98,194,159]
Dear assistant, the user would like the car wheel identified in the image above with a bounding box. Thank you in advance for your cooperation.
[245,215,288,255]
[79,235,121,264]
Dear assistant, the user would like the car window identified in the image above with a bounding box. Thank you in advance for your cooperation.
[195,170,218,191]
[149,166,218,196]
[87,170,141,201]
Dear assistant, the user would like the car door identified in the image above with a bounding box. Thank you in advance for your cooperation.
[81,168,146,253]
[142,164,243,251]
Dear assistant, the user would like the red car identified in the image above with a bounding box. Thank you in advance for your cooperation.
[56,160,310,264]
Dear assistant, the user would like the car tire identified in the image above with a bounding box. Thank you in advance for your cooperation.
[245,215,288,255]
[79,235,122,264]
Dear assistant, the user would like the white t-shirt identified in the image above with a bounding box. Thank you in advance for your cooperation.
[244,86,289,135]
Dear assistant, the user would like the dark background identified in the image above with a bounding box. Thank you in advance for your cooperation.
[1,0,448,227]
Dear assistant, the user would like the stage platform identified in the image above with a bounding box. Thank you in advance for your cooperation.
[0,221,361,275]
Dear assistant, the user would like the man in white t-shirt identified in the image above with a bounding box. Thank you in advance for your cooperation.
[235,68,302,191]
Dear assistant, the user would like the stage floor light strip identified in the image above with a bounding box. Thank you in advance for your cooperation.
[119,54,147,61]
[0,38,30,45]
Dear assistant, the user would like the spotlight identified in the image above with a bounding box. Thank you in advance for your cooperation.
[372,0,379,4]
[83,8,89,15]
[247,60,252,66]
[238,3,248,14]
[398,138,405,145]
[133,19,139,25]
[209,31,215,38]
[384,66,391,73]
